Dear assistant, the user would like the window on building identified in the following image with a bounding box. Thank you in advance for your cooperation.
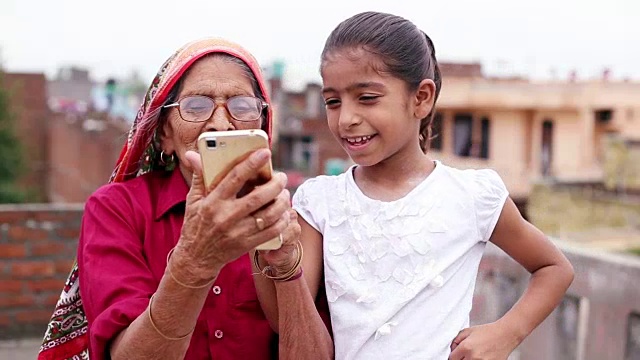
[454,113,473,157]
[305,85,322,118]
[541,120,554,176]
[480,117,490,159]
[595,109,613,123]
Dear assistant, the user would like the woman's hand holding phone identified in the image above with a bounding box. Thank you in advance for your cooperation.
[197,130,285,251]
[177,148,290,280]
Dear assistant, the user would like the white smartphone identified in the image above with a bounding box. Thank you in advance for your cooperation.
[197,129,282,251]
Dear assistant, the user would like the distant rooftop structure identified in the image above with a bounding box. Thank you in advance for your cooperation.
[55,66,91,82]
[48,66,95,107]
[46,66,145,121]
[439,62,483,78]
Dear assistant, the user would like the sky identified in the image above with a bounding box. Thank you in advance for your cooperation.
[1,0,639,90]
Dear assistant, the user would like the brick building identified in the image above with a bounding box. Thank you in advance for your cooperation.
[0,204,83,338]
[1,70,131,204]
[1,73,50,202]
[48,113,129,203]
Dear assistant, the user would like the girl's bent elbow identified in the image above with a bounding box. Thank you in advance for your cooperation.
[561,260,575,289]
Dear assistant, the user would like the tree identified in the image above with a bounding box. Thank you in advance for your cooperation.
[0,73,27,203]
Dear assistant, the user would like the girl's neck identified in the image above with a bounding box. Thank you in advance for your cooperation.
[353,146,435,202]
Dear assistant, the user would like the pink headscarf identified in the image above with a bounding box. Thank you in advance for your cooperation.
[112,37,274,182]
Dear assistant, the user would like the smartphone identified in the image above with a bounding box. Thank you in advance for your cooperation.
[197,129,282,251]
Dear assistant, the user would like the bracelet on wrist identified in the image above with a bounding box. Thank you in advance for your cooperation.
[166,247,216,289]
[147,293,194,341]
[280,267,304,282]
[252,240,303,282]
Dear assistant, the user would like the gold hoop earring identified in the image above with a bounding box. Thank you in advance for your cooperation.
[159,150,175,166]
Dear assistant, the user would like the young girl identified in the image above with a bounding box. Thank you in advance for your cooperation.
[284,11,574,360]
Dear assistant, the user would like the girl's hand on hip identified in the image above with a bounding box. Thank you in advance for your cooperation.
[449,322,519,360]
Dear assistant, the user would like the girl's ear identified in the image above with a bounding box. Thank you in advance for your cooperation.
[414,79,436,119]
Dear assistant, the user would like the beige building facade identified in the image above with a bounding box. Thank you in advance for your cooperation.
[433,76,640,200]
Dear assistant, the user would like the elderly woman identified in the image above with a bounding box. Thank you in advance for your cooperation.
[38,38,316,360]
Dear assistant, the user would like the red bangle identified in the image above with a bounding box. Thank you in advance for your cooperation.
[279,268,304,282]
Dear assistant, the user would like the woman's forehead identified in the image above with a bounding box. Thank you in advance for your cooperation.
[179,56,255,96]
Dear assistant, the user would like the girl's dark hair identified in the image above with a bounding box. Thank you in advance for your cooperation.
[321,11,442,153]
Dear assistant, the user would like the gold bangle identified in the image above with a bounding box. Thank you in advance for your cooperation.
[166,248,216,289]
[147,293,194,341]
[252,240,303,281]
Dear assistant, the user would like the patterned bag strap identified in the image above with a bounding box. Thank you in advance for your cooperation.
[38,262,89,360]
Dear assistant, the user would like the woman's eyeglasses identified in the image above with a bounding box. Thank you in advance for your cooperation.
[163,95,268,122]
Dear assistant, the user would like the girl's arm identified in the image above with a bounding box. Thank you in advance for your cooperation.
[253,213,333,359]
[450,198,574,359]
[489,198,575,341]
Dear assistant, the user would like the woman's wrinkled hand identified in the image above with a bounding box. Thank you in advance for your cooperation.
[171,149,291,283]
[260,209,302,275]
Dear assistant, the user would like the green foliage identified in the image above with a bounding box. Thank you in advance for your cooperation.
[0,74,27,203]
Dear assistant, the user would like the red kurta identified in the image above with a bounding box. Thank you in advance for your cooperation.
[78,169,276,359]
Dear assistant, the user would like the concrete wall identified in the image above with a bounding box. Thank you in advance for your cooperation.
[473,242,640,360]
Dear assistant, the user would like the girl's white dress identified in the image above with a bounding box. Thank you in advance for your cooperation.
[293,161,508,359]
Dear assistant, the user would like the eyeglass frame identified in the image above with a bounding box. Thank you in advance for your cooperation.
[162,94,269,123]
